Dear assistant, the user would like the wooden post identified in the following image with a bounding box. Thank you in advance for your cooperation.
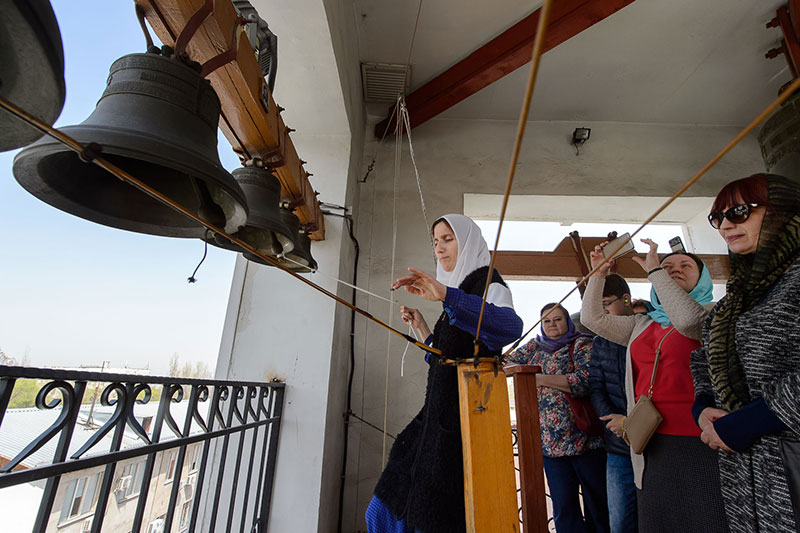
[568,231,590,297]
[457,361,519,532]
[504,364,549,533]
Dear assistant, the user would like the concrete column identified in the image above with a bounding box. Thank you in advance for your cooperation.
[213,0,365,530]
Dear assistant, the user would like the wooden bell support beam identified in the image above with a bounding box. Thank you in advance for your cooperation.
[504,364,548,533]
[136,0,325,240]
[375,0,638,137]
[457,361,519,532]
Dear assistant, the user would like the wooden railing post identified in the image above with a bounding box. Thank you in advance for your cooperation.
[504,364,549,533]
[457,361,519,532]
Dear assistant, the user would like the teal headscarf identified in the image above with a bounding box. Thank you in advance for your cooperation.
[648,253,713,326]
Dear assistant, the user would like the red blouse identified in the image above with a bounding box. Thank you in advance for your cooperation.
[630,322,701,437]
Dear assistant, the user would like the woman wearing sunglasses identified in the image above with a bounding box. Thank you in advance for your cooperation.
[691,173,800,533]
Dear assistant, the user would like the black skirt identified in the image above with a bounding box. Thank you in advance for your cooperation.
[637,433,730,533]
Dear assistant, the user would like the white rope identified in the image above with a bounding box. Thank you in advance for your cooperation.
[382,97,405,467]
[400,101,435,267]
[277,253,398,306]
[400,324,420,378]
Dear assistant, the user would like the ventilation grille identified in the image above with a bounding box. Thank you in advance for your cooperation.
[361,63,410,103]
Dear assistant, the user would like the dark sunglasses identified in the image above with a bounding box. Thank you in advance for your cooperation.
[707,203,759,229]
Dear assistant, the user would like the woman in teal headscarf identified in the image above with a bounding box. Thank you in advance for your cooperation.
[581,239,730,533]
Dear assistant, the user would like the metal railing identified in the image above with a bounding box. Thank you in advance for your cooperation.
[0,365,285,533]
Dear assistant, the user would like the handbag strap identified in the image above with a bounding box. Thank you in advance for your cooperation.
[646,326,675,397]
[568,341,578,371]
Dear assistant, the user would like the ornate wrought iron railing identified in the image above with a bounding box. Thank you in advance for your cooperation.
[0,365,285,533]
[512,426,556,532]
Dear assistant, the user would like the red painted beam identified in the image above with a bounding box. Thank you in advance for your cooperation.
[375,0,637,138]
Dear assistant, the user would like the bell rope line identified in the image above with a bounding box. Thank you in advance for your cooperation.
[382,96,406,466]
[504,74,800,357]
[473,0,555,354]
[0,94,441,357]
[399,101,435,266]
[277,253,398,306]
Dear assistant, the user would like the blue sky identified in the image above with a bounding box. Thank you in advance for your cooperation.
[0,1,242,374]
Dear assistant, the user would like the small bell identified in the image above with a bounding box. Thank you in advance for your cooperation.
[245,207,317,272]
[205,164,294,256]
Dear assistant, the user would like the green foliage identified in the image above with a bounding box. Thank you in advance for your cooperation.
[8,379,40,409]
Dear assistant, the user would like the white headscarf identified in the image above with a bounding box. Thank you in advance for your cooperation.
[433,214,514,309]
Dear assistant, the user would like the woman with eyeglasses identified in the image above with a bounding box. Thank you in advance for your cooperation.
[506,303,609,533]
[690,174,800,533]
[581,240,730,533]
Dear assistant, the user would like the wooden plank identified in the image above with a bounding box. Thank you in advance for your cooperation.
[138,0,325,239]
[494,250,730,282]
[492,235,731,283]
[457,361,519,532]
[375,0,638,137]
[504,364,548,533]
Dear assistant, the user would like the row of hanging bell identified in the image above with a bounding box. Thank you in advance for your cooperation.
[9,17,315,271]
[207,164,317,273]
[0,0,66,152]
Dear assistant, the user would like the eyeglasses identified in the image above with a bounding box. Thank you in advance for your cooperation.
[707,203,759,229]
[601,297,619,309]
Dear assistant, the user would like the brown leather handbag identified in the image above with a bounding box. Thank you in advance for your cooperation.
[565,342,604,436]
[623,327,674,454]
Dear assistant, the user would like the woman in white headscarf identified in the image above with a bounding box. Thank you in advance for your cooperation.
[366,214,523,533]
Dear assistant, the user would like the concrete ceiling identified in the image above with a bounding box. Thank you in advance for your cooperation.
[357,0,789,126]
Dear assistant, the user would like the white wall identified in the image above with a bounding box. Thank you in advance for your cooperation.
[685,205,729,255]
[216,0,365,531]
[341,115,764,531]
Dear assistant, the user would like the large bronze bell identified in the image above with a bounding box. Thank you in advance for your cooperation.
[206,164,294,256]
[0,0,65,151]
[12,48,248,238]
[245,207,317,272]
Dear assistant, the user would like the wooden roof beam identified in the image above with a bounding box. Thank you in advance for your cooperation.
[375,0,637,138]
[137,0,325,239]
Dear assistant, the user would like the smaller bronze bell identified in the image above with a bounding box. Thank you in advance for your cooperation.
[205,165,294,256]
[0,0,66,151]
[245,207,317,272]
[282,230,318,272]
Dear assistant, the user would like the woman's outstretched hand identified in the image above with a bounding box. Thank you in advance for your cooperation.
[400,305,432,339]
[392,268,447,302]
[632,238,661,273]
[589,243,615,278]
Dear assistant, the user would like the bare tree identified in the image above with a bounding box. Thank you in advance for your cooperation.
[21,346,31,367]
[0,347,17,366]
[168,352,180,377]
[168,353,211,378]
